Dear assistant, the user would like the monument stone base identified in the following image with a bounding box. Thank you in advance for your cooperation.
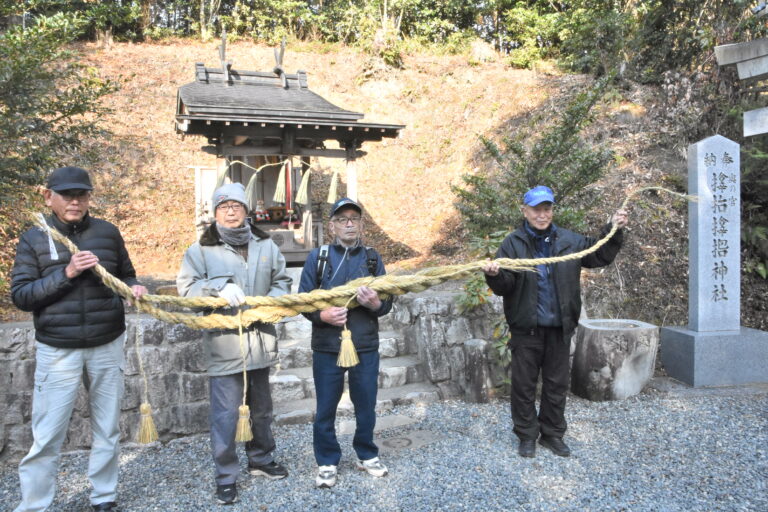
[660,326,768,387]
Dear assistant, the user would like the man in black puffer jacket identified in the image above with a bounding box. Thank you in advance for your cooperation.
[482,186,628,459]
[11,166,146,512]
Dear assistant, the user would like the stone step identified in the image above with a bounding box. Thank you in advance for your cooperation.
[277,330,411,369]
[272,382,442,426]
[269,355,426,402]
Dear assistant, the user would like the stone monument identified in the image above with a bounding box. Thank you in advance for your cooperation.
[660,135,768,386]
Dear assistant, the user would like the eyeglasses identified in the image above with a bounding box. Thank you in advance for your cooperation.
[332,216,361,225]
[55,190,90,202]
[217,202,244,212]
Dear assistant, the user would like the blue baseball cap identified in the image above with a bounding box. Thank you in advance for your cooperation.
[523,186,555,206]
[329,197,362,217]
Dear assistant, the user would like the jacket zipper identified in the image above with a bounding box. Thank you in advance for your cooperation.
[237,242,257,359]
[74,230,86,342]
[329,247,349,284]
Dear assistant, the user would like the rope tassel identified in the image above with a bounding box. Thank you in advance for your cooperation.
[296,166,310,205]
[337,328,359,367]
[326,169,339,204]
[273,162,286,203]
[134,312,158,444]
[235,404,253,442]
[234,311,254,442]
[137,403,159,444]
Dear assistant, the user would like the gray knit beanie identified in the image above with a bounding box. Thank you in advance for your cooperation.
[212,183,248,209]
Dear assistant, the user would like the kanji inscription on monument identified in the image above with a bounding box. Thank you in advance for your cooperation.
[688,135,740,332]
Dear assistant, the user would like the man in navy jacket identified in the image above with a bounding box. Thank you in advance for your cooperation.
[298,198,392,488]
[482,186,628,459]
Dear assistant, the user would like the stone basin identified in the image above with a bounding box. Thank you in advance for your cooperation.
[571,318,660,401]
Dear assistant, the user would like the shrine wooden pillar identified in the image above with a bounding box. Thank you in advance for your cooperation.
[345,140,361,201]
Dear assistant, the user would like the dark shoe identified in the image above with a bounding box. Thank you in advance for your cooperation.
[92,503,118,512]
[518,439,536,458]
[215,483,238,505]
[539,435,571,457]
[248,460,288,480]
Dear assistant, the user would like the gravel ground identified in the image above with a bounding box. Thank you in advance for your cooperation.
[1,383,766,512]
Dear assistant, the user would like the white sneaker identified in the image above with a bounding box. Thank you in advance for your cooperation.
[315,465,337,488]
[356,457,388,477]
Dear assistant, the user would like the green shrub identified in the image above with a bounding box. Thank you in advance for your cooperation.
[741,137,768,280]
[453,74,616,239]
[506,45,543,69]
[558,6,631,75]
[0,8,117,195]
[443,29,476,55]
[220,0,313,45]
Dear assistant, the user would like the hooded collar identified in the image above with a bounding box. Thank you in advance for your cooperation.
[199,221,270,246]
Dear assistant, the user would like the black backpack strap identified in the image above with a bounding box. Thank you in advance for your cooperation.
[365,246,380,276]
[316,244,330,285]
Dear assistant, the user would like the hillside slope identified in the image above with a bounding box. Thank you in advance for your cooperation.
[6,40,766,330]
[78,40,558,273]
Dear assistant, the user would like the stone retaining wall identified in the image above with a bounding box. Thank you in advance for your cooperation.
[0,291,505,464]
[386,292,506,399]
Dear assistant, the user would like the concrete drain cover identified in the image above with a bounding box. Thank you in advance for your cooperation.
[377,430,439,453]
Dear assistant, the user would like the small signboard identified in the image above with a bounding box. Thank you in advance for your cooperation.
[744,107,768,137]
[714,38,768,137]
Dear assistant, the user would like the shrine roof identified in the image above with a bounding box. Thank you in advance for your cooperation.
[178,64,366,123]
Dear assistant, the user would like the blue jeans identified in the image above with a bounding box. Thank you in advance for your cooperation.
[313,350,379,466]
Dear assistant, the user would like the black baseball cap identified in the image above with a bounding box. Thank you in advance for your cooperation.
[46,166,93,192]
[329,197,362,217]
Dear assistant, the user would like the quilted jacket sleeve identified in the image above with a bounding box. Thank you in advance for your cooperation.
[10,231,75,312]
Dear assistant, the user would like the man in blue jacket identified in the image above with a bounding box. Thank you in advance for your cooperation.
[11,166,147,511]
[298,198,393,488]
[482,186,628,459]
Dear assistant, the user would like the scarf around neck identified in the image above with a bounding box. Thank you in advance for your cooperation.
[218,222,251,247]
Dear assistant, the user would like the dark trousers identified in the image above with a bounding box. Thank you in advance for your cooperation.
[313,350,379,466]
[509,326,570,441]
[209,368,275,485]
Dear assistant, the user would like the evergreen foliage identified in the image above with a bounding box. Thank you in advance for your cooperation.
[453,75,615,241]
[0,1,117,198]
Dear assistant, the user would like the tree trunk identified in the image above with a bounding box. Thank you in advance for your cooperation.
[139,0,152,38]
[96,27,113,49]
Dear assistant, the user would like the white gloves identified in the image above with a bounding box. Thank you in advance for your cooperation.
[218,283,246,307]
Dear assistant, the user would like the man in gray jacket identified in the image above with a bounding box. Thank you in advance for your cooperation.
[177,183,292,505]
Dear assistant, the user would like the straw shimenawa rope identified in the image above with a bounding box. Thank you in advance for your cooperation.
[30,187,695,332]
[29,186,694,444]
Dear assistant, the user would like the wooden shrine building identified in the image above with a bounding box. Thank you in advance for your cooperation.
[175,39,405,264]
